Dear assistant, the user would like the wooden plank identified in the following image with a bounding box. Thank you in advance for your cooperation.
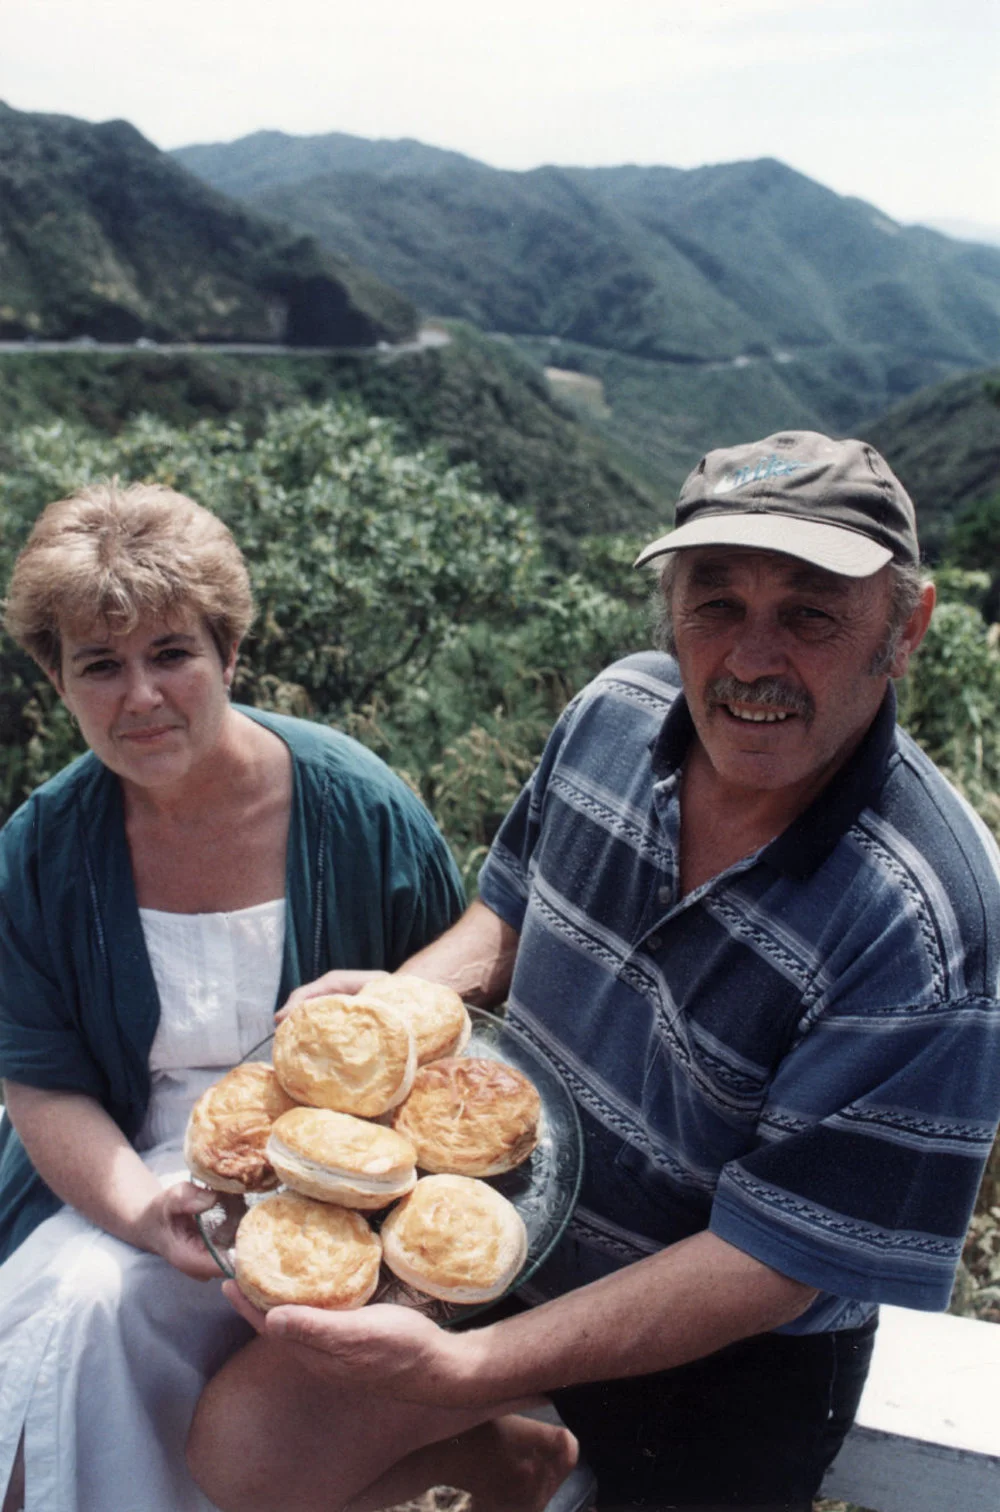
[822,1426,1000,1512]
[822,1306,1000,1512]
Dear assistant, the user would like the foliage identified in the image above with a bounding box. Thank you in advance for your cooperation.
[0,406,650,848]
[863,371,1000,561]
[899,598,1000,837]
[0,329,667,564]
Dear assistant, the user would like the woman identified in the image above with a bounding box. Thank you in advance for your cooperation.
[0,480,467,1511]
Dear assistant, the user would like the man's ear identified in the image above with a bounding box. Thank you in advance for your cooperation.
[890,581,936,679]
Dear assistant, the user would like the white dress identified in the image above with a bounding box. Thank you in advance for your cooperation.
[0,899,286,1512]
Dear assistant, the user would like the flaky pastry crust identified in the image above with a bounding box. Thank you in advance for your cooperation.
[266,1107,417,1209]
[356,975,471,1064]
[273,994,416,1117]
[183,1063,298,1193]
[234,1190,382,1311]
[392,1056,541,1176]
[380,1174,528,1303]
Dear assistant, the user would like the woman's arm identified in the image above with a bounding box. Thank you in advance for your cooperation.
[3,1080,220,1279]
[279,900,519,1018]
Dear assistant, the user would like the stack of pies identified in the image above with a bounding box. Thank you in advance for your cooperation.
[392,1056,542,1177]
[235,1191,382,1311]
[185,975,544,1311]
[184,1063,298,1194]
[356,975,471,1064]
[272,993,417,1117]
[266,1107,418,1210]
[381,1175,528,1304]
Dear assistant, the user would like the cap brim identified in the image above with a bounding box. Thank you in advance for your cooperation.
[633,513,893,578]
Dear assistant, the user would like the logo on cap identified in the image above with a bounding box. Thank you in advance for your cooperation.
[712,454,807,496]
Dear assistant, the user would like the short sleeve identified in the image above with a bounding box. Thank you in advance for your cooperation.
[710,991,1000,1311]
[382,791,467,966]
[0,878,106,1100]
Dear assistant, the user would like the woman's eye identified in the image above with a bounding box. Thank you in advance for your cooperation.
[155,647,191,663]
[81,659,118,676]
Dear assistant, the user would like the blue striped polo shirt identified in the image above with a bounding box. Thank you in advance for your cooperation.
[479,652,1000,1332]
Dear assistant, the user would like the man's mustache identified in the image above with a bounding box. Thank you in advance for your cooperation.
[706,675,814,721]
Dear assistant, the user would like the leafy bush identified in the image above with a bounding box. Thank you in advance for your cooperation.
[0,406,651,865]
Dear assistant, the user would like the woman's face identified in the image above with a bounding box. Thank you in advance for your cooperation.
[55,609,237,793]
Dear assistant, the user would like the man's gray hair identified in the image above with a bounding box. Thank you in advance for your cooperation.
[652,556,926,677]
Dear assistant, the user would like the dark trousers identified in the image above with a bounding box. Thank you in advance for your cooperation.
[548,1316,877,1510]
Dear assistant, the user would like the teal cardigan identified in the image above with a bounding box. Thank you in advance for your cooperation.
[0,708,465,1262]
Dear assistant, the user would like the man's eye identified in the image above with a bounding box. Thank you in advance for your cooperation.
[697,598,740,614]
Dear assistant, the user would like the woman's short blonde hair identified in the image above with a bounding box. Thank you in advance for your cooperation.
[3,480,255,674]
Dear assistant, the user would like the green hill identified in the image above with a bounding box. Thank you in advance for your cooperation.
[174,132,1000,432]
[0,103,415,345]
[860,369,1000,558]
[0,324,667,559]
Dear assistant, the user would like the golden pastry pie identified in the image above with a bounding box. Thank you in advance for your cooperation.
[183,1063,298,1193]
[392,1056,542,1176]
[380,1174,528,1304]
[234,1190,382,1311]
[356,974,471,1064]
[266,1106,417,1210]
[273,993,416,1118]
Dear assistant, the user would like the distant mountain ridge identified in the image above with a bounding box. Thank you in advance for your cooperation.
[0,104,416,345]
[174,130,1000,433]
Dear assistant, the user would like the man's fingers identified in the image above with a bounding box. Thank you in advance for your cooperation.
[222,1279,269,1333]
[279,970,390,1018]
[265,1303,349,1346]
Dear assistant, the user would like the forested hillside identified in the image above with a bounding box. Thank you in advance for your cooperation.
[175,130,1000,434]
[0,103,415,345]
[0,325,666,558]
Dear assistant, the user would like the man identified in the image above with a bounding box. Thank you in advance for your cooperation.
[189,431,1000,1512]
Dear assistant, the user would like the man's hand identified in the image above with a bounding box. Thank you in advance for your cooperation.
[277,970,390,1023]
[223,1282,480,1406]
[133,1181,224,1280]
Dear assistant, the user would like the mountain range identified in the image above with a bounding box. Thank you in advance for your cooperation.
[0,104,996,556]
[175,129,1000,438]
[0,104,415,345]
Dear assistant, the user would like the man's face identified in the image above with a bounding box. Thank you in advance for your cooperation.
[671,548,899,802]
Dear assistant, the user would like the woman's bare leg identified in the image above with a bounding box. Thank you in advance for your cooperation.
[187,1335,577,1512]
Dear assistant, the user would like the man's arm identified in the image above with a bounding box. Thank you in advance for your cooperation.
[280,900,518,1016]
[226,1227,818,1409]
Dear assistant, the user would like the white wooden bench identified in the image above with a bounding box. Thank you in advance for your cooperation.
[820,1305,1000,1512]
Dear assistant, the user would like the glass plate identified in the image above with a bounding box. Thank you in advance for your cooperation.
[196,1005,583,1323]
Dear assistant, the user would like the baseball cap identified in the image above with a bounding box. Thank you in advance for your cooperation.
[634,431,919,577]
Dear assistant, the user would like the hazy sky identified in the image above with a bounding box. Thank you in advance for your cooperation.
[3,0,998,229]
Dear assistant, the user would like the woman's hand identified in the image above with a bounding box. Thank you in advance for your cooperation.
[130,1181,223,1280]
[223,1282,482,1407]
[276,970,390,1023]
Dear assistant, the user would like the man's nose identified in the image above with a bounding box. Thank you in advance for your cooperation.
[723,617,788,682]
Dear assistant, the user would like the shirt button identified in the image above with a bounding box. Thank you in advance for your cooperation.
[657,885,671,905]
[648,933,663,951]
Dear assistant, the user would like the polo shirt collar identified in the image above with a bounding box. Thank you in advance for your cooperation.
[650,682,899,880]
